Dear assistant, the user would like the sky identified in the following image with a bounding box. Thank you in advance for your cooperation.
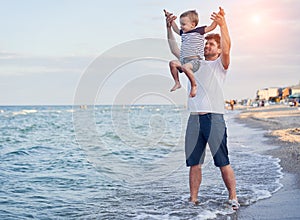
[0,0,299,105]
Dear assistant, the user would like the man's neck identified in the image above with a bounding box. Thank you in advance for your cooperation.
[205,54,220,61]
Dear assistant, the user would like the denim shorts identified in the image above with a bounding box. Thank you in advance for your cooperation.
[185,113,230,167]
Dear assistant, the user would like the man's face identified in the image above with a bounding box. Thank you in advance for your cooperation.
[204,39,221,60]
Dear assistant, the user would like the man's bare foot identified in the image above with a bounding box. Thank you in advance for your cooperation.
[228,199,240,210]
[189,197,199,205]
[189,85,197,97]
[170,83,181,92]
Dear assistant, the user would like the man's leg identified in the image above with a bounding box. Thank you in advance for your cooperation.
[220,164,237,200]
[189,164,202,203]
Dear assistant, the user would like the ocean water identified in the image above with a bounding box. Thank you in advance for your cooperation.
[0,105,282,219]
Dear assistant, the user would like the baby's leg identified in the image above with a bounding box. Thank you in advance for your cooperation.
[181,63,197,97]
[169,60,182,92]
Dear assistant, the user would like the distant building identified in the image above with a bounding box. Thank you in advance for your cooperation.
[256,88,268,100]
[291,84,300,95]
[256,87,280,100]
[256,81,300,102]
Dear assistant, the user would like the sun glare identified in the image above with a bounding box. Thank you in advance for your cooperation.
[251,14,261,24]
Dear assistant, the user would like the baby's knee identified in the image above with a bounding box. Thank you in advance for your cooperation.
[181,64,192,73]
[169,60,179,68]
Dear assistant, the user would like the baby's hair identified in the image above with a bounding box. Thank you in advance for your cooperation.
[180,10,199,26]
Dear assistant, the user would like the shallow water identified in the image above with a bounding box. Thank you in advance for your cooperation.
[0,105,282,219]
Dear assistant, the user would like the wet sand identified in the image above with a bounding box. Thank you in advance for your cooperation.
[234,105,300,219]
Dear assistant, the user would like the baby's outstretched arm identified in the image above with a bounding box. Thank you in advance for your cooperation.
[164,9,180,59]
[171,21,180,35]
[204,7,226,33]
[164,9,180,35]
[205,20,217,33]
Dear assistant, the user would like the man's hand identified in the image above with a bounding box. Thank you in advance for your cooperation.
[211,7,226,27]
[163,9,177,28]
[218,7,225,16]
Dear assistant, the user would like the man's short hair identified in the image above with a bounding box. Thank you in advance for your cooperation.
[205,34,221,48]
[180,10,199,26]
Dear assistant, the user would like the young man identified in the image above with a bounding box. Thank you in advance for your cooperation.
[165,7,239,210]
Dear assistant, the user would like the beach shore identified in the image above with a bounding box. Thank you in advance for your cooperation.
[234,105,300,219]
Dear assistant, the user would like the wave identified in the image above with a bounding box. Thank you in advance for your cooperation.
[3,150,30,158]
[12,110,38,116]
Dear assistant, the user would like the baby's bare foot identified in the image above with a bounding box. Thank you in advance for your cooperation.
[170,83,181,92]
[189,85,197,97]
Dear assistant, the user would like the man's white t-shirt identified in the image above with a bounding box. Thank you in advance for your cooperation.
[188,57,227,114]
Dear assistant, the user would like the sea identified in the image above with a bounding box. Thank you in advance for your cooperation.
[0,105,282,220]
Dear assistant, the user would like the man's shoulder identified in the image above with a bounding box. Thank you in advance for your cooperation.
[202,57,227,71]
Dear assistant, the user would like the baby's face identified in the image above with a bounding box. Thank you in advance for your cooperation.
[180,16,195,33]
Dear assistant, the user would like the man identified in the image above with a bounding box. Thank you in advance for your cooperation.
[165,7,239,210]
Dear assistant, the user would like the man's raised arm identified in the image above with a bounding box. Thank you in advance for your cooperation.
[211,7,231,69]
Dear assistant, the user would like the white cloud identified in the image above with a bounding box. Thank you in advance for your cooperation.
[0,53,93,76]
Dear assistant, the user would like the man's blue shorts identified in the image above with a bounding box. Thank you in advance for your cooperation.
[185,113,230,167]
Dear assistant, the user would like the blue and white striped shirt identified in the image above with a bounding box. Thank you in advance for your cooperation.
[180,26,206,62]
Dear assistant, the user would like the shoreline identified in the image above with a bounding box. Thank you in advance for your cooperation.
[233,105,300,219]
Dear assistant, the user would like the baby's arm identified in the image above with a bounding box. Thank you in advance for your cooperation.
[204,8,225,33]
[164,9,180,35]
[171,21,180,35]
[204,20,217,33]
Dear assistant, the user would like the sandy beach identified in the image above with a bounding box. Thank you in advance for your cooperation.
[234,105,300,219]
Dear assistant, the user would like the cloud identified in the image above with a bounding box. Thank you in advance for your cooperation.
[0,51,21,60]
[0,53,93,76]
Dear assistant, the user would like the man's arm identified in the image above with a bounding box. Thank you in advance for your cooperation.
[164,10,180,59]
[211,7,231,69]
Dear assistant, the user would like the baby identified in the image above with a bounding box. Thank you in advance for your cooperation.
[164,9,217,97]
